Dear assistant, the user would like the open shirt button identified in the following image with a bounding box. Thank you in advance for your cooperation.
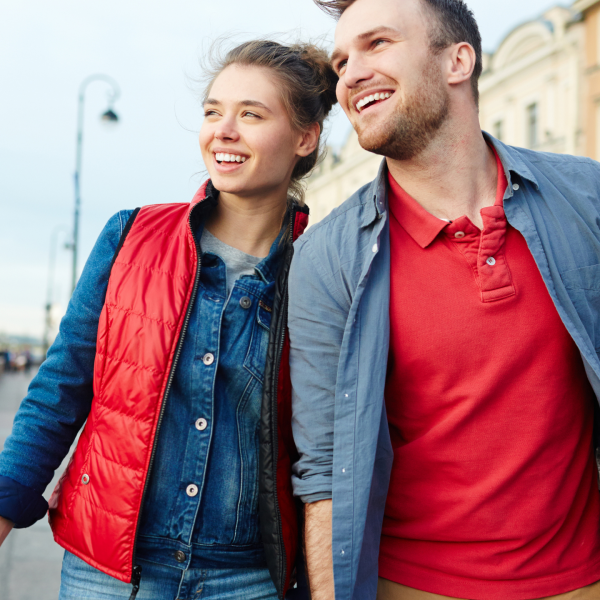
[454,231,465,239]
[486,257,496,266]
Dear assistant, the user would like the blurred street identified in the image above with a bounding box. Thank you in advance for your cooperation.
[0,369,65,600]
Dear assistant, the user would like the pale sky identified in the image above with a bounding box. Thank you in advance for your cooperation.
[0,0,568,338]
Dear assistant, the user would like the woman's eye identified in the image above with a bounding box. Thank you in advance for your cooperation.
[204,109,218,117]
[243,111,260,119]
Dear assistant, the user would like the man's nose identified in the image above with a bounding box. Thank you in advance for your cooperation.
[342,55,374,88]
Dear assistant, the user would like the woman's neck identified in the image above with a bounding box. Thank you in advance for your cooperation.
[204,189,288,258]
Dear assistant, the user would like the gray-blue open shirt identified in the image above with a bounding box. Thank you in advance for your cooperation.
[288,133,600,600]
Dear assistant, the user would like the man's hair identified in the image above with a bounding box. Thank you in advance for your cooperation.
[314,0,482,105]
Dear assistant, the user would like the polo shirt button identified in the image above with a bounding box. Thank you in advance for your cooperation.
[202,353,214,366]
[195,418,208,431]
[174,551,186,563]
[454,231,465,239]
[513,183,520,191]
[486,257,496,266]
[186,484,199,497]
[240,296,252,309]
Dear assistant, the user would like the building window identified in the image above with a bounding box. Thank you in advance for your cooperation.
[526,103,538,148]
[493,120,503,141]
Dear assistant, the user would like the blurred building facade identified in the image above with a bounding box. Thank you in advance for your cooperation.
[573,0,600,159]
[305,3,589,225]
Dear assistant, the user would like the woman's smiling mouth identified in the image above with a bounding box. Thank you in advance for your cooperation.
[215,152,247,164]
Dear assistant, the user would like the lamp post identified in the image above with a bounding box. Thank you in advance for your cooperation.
[71,74,121,295]
[43,225,69,357]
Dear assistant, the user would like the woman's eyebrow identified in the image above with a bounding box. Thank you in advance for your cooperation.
[203,98,272,114]
[240,100,273,114]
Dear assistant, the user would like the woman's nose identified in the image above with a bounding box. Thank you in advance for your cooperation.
[215,118,240,142]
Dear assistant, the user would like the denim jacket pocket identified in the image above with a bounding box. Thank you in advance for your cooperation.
[561,264,600,351]
[243,300,272,383]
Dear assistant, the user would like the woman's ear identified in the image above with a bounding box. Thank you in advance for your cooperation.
[297,122,321,158]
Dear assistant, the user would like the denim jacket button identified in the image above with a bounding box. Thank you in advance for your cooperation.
[174,551,186,563]
[195,418,208,431]
[240,296,252,309]
[202,353,215,366]
[186,484,199,497]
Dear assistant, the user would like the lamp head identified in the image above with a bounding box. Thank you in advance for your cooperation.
[101,108,119,123]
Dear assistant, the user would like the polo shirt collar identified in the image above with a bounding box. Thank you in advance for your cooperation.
[387,171,449,249]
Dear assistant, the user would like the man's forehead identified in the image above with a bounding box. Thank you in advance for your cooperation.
[333,0,424,49]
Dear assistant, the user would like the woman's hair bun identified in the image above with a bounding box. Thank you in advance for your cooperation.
[297,43,339,117]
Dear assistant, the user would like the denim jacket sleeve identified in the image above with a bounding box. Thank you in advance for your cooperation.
[288,234,349,504]
[0,210,132,527]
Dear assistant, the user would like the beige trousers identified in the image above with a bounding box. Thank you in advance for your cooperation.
[376,578,600,600]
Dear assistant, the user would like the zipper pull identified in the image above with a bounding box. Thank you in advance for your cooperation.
[128,565,142,600]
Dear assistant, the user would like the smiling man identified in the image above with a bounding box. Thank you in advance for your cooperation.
[287,0,600,599]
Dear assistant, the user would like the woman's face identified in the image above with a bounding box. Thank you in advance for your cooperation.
[200,64,307,200]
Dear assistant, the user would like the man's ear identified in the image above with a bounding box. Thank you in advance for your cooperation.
[297,122,321,158]
[446,42,476,86]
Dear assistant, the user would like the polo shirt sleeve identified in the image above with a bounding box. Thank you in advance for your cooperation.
[0,210,132,527]
[288,235,348,504]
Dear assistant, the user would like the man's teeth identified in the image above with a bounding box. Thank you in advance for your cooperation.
[356,92,392,112]
[215,153,247,163]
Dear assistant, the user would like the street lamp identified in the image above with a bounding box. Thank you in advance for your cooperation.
[71,74,121,295]
[43,225,69,357]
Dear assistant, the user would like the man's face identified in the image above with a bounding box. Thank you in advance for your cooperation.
[333,0,449,160]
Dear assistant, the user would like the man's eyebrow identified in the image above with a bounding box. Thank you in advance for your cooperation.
[331,26,403,65]
[203,98,272,114]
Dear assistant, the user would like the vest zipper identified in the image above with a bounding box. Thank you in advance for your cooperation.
[271,207,296,597]
[129,206,203,599]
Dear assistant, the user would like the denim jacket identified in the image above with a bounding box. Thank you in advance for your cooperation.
[0,205,284,570]
[288,133,600,600]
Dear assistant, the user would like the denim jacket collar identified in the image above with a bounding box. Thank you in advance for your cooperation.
[484,132,540,192]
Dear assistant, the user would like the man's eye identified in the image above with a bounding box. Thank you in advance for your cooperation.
[374,39,387,47]
[204,110,217,117]
[337,60,347,73]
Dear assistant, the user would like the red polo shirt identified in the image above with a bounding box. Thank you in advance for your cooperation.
[380,150,600,599]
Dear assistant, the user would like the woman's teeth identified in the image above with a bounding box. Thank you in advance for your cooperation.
[356,92,393,112]
[215,153,246,163]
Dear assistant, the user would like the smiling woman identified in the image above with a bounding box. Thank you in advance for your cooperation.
[0,39,337,600]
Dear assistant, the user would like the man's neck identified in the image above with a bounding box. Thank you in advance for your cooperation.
[385,118,498,229]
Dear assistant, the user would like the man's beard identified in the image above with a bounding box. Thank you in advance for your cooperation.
[353,59,450,161]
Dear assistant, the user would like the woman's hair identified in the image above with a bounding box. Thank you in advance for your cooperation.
[203,40,339,205]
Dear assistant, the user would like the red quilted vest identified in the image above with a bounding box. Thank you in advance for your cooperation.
[48,181,308,598]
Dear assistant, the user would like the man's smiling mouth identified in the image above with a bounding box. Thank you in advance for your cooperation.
[355,91,394,112]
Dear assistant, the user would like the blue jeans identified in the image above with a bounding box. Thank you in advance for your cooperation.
[59,551,279,600]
